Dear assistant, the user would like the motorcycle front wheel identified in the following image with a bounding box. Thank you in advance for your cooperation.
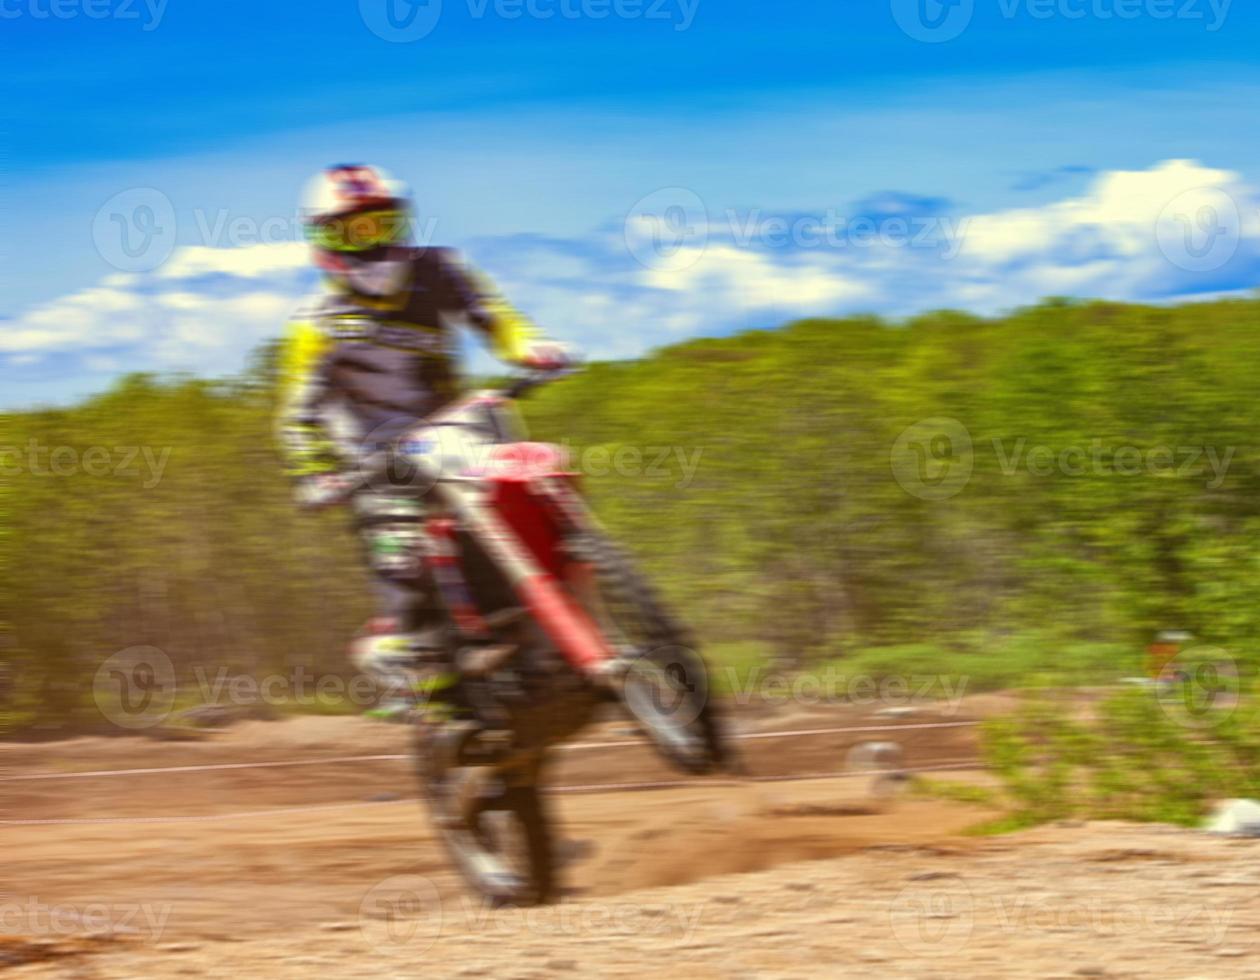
[567,532,727,776]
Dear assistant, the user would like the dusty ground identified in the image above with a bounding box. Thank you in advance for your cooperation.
[2,698,1256,978]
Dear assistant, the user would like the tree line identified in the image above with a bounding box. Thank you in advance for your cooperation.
[3,297,1259,734]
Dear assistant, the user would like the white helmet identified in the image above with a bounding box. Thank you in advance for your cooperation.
[300,164,414,296]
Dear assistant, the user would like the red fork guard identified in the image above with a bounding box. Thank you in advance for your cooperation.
[433,437,611,676]
[515,574,613,674]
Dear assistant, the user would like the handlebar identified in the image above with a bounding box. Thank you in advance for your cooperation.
[503,366,576,400]
[300,366,577,509]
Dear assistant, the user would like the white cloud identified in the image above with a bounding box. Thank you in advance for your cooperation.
[156,242,309,280]
[645,245,872,308]
[2,286,147,352]
[963,163,1190,263]
[1,242,315,393]
[155,292,204,311]
[954,159,1260,297]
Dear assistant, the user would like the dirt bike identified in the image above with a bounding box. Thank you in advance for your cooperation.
[361,369,728,906]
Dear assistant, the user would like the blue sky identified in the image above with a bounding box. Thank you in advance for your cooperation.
[5,0,1260,407]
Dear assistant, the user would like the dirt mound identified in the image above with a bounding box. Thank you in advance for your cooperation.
[580,787,982,895]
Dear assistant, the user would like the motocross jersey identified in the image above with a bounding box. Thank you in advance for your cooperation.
[277,247,538,477]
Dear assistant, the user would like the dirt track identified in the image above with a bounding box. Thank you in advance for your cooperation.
[3,702,1259,977]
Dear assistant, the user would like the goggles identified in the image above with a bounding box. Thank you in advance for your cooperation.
[307,209,410,253]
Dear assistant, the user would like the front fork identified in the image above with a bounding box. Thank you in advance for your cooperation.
[425,479,619,682]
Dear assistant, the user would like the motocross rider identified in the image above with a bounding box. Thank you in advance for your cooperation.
[276,163,571,722]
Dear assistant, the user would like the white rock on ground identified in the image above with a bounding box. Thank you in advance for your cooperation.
[1203,799,1260,836]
